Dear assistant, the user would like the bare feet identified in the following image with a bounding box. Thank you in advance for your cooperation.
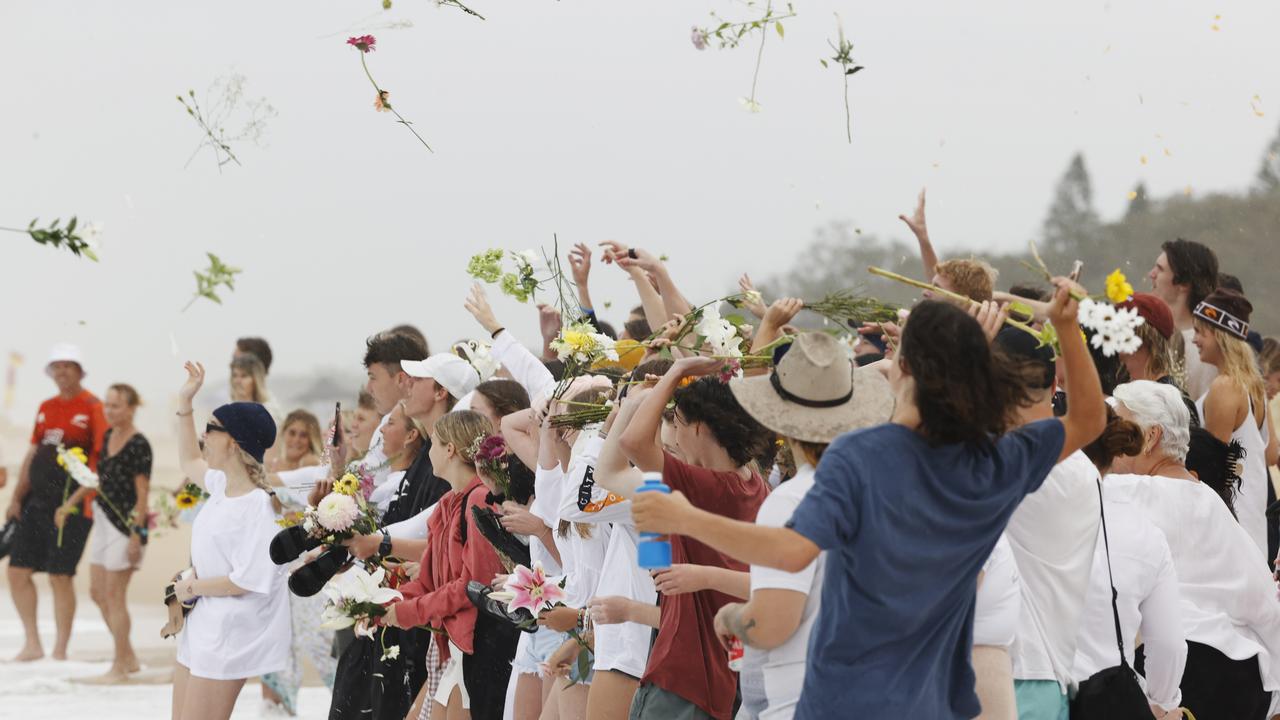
[13,646,44,662]
[72,669,130,685]
[51,649,68,661]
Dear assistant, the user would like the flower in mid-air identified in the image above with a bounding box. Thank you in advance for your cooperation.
[347,35,377,53]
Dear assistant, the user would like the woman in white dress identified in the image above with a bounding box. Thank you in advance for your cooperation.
[1191,289,1280,562]
[170,361,292,720]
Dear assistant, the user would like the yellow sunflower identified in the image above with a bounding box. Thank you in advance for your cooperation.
[175,493,198,509]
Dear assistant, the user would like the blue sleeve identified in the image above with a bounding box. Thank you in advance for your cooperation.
[995,418,1066,497]
[785,446,860,551]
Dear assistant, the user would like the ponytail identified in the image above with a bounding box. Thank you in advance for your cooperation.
[238,447,283,514]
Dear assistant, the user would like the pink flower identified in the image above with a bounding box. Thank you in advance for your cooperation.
[315,492,360,532]
[717,358,742,384]
[347,35,377,53]
[691,27,708,51]
[374,90,391,112]
[477,434,508,463]
[503,562,566,616]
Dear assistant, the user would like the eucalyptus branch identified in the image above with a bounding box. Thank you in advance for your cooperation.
[4,217,99,261]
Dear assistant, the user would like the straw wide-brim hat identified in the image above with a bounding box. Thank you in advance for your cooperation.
[730,332,894,444]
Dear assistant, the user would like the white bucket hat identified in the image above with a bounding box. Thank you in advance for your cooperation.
[46,343,86,377]
[729,332,893,443]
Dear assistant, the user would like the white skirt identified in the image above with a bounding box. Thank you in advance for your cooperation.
[89,514,137,572]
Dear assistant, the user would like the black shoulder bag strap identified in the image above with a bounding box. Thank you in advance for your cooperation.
[1096,479,1128,668]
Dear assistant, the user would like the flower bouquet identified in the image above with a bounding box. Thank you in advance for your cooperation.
[547,321,619,401]
[467,248,543,303]
[491,562,593,682]
[472,434,513,497]
[301,481,380,546]
[55,444,130,546]
[319,564,404,660]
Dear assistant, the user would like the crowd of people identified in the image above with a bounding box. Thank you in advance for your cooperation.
[3,221,1280,720]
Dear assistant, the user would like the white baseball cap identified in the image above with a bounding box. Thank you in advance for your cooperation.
[401,354,479,400]
[46,343,86,377]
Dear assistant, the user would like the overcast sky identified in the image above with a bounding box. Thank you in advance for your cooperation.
[3,0,1278,435]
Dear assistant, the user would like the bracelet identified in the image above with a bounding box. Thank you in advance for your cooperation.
[490,327,505,340]
[176,409,194,417]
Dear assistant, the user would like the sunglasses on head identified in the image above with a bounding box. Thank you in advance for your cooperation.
[205,423,229,435]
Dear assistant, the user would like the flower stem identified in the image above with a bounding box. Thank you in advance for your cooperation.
[866,266,1048,345]
[0,226,30,234]
[747,0,772,105]
[842,75,852,144]
[359,52,434,153]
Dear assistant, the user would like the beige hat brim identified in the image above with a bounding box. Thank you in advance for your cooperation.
[729,365,894,444]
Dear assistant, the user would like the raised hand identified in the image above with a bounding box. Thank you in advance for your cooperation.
[1046,277,1085,326]
[568,242,592,286]
[968,300,1009,343]
[899,188,928,241]
[762,297,804,330]
[178,361,205,404]
[464,283,502,335]
[738,274,768,318]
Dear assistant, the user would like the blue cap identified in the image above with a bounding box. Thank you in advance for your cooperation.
[212,402,277,464]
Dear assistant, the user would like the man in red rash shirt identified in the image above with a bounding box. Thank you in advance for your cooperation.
[5,344,107,661]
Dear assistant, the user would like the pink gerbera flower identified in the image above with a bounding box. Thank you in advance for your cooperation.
[503,562,566,616]
[347,35,377,53]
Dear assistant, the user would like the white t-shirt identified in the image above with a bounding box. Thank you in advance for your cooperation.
[1181,327,1218,402]
[744,464,826,720]
[1006,449,1101,689]
[370,469,406,515]
[1071,488,1186,711]
[556,437,656,677]
[1106,473,1280,691]
[177,470,291,680]
[553,437,612,610]
[528,464,564,578]
[363,413,394,492]
[974,534,1021,649]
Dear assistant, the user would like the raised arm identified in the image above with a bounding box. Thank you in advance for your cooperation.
[751,298,803,354]
[501,409,540,473]
[631,489,819,573]
[618,357,722,473]
[600,240,692,317]
[175,361,210,485]
[594,394,647,498]
[899,188,938,281]
[466,284,556,400]
[568,242,596,318]
[1050,279,1107,462]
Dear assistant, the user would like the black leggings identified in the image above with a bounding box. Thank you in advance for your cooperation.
[1139,641,1270,720]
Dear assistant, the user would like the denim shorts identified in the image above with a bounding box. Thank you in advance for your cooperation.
[511,626,570,677]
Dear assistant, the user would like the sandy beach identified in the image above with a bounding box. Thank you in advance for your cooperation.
[0,428,332,718]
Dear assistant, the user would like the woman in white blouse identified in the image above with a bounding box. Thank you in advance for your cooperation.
[1072,405,1186,717]
[1109,380,1280,720]
[170,362,291,720]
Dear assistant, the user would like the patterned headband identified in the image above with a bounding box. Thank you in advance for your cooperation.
[1192,301,1249,341]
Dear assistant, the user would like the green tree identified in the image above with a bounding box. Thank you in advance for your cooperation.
[1256,120,1280,192]
[1126,182,1150,217]
[1042,152,1102,257]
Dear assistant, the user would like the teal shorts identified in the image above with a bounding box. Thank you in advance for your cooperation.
[1014,679,1069,720]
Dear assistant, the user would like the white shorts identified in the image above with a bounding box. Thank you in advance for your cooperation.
[89,514,137,571]
[512,626,570,677]
[434,641,471,709]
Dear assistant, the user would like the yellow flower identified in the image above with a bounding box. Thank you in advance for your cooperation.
[175,493,197,509]
[334,473,360,496]
[1105,269,1134,304]
[560,330,594,353]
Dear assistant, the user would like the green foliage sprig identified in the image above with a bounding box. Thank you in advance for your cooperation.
[183,253,243,311]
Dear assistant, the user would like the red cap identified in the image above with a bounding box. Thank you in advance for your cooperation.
[1120,293,1174,340]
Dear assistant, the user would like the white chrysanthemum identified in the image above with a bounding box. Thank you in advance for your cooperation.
[315,492,360,532]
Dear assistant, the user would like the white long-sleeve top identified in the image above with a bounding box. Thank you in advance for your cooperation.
[1071,488,1186,711]
[1106,473,1280,692]
[491,330,556,406]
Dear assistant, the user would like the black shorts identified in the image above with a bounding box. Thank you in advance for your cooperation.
[8,501,91,576]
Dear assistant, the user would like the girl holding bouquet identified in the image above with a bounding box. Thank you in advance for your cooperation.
[169,361,291,720]
[382,410,517,720]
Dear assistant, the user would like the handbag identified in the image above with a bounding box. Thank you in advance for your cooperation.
[0,518,18,561]
[1069,481,1153,719]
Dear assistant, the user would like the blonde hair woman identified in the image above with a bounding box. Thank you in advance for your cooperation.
[171,361,290,720]
[272,409,323,472]
[1192,289,1280,561]
[383,410,517,720]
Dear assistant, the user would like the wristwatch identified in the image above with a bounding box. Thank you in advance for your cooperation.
[378,531,393,558]
[132,525,149,546]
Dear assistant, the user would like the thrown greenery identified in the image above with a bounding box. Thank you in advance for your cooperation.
[183,253,243,311]
[2,217,98,261]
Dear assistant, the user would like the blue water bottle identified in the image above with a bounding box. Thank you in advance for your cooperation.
[635,472,672,569]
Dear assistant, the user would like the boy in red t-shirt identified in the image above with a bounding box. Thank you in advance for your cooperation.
[608,357,775,720]
[5,344,106,661]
